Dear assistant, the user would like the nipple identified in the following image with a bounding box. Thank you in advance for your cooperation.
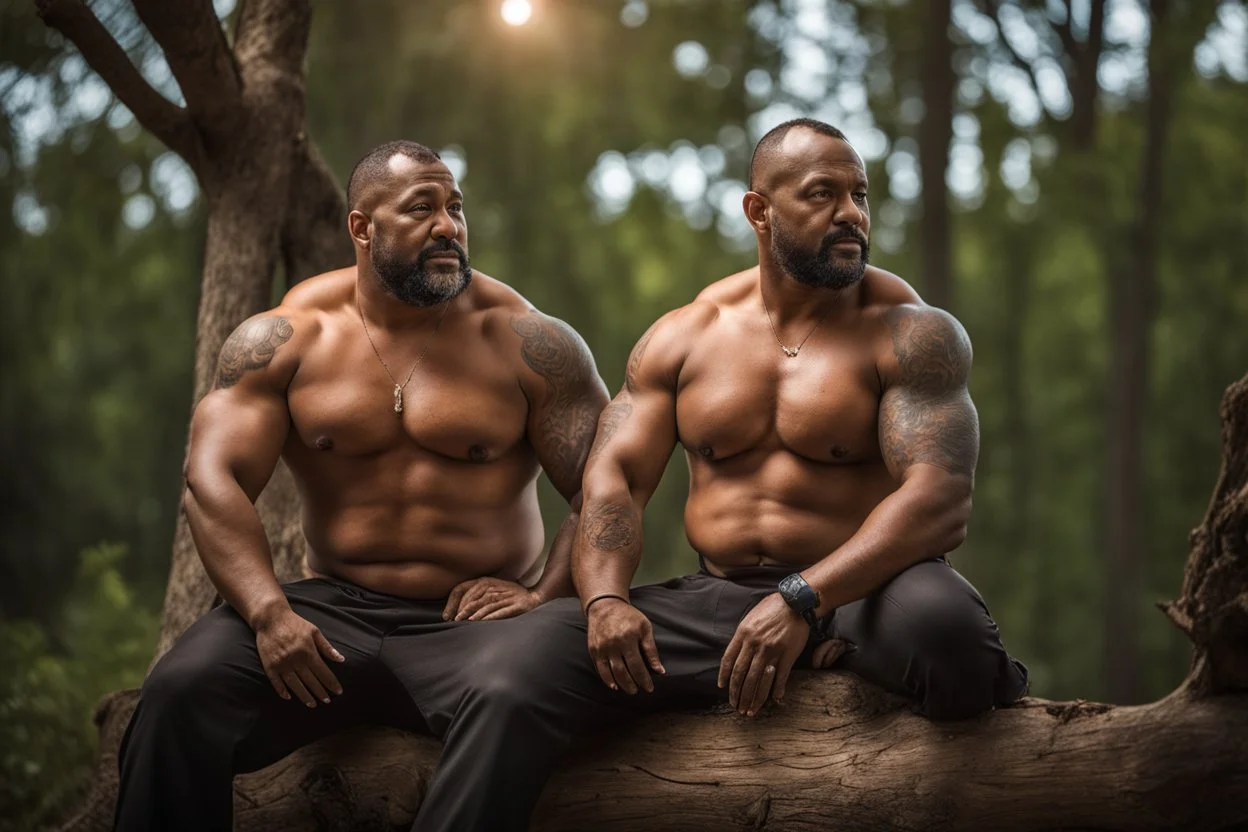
[831,445,849,459]
[468,444,491,463]
[315,436,334,451]
[698,443,715,460]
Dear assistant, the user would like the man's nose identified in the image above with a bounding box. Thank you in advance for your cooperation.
[832,194,864,228]
[430,208,457,240]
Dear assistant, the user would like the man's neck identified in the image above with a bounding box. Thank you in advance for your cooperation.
[354,263,459,331]
[755,259,862,327]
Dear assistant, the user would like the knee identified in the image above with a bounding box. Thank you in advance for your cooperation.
[139,649,219,719]
[896,596,1005,720]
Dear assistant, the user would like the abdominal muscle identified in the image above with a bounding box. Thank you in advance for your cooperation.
[291,453,547,600]
[685,452,897,577]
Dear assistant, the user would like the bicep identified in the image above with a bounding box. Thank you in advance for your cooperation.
[186,386,290,502]
[516,315,609,500]
[878,385,978,482]
[585,385,677,505]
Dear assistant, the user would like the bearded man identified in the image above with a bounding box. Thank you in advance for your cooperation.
[113,140,608,832]
[424,118,1029,829]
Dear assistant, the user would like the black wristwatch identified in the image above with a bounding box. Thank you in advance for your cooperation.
[778,573,819,629]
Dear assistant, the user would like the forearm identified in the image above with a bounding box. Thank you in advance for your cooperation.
[802,478,971,617]
[531,507,578,602]
[183,481,288,629]
[572,484,644,608]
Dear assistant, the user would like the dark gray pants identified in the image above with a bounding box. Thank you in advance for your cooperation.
[420,558,1028,828]
[114,560,1026,831]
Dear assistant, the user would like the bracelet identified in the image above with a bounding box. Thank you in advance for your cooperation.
[583,592,629,616]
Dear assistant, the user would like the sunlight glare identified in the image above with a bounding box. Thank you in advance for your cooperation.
[501,0,532,26]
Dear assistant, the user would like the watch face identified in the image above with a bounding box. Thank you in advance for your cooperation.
[779,575,802,599]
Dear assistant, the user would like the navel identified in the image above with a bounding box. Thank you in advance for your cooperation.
[314,436,334,451]
[468,444,491,464]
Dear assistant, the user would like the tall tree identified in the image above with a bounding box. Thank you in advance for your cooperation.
[35,0,353,661]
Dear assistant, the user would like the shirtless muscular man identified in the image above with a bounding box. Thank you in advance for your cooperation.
[113,141,608,832]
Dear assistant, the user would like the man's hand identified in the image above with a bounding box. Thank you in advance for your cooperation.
[718,593,808,716]
[254,608,345,707]
[443,577,542,622]
[586,598,665,694]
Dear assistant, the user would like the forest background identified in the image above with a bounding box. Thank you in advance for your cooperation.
[1,0,1245,827]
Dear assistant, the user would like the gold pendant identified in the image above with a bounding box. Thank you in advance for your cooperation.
[783,346,799,358]
[393,384,404,415]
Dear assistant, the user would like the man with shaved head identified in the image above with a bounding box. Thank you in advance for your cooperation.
[428,118,1029,826]
[113,140,609,832]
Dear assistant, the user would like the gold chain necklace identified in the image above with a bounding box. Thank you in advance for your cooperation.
[761,289,833,358]
[356,287,451,415]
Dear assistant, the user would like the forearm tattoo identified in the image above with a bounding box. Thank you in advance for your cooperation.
[879,307,978,477]
[580,500,639,552]
[215,316,293,388]
[511,312,602,496]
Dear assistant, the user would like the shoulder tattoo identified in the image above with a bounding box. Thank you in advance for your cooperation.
[215,316,293,389]
[625,320,660,392]
[510,312,601,493]
[879,307,977,477]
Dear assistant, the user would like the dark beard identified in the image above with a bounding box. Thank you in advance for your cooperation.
[771,219,869,291]
[371,235,472,307]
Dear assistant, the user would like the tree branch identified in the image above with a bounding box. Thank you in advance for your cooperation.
[234,0,314,79]
[34,0,201,163]
[131,0,241,127]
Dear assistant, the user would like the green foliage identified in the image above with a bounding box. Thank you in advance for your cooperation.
[0,544,158,831]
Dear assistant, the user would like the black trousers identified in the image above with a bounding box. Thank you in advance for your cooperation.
[115,560,1026,831]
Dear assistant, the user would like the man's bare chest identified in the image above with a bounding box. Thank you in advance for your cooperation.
[675,334,883,466]
[285,339,530,464]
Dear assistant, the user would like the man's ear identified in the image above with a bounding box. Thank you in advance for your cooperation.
[347,210,372,248]
[742,191,769,234]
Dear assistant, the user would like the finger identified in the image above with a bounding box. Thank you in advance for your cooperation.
[773,659,794,703]
[284,672,316,708]
[718,634,743,690]
[308,653,344,697]
[608,654,638,695]
[455,583,496,621]
[297,666,331,705]
[813,639,852,669]
[736,651,765,714]
[443,581,472,620]
[471,600,519,621]
[640,625,665,675]
[593,656,617,690]
[622,642,654,693]
[728,645,754,709]
[747,658,776,716]
[313,630,346,664]
[265,668,291,700]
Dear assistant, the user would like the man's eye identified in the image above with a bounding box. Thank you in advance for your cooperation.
[449,203,464,214]
[811,190,831,199]
[408,204,431,213]
[853,192,868,204]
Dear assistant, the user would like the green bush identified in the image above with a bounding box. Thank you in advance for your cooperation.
[0,544,158,831]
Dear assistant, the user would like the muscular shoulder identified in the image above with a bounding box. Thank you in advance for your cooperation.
[212,306,314,393]
[625,298,719,392]
[878,303,973,392]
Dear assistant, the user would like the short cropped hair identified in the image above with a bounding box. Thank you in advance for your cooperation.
[748,118,848,190]
[346,140,443,209]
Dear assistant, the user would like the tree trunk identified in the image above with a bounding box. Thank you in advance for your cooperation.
[918,0,954,312]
